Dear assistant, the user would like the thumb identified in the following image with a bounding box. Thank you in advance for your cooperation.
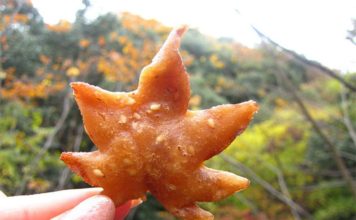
[58,195,115,220]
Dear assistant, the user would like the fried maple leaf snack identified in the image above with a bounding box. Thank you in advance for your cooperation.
[60,26,259,220]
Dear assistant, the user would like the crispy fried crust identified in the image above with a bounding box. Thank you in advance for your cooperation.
[60,26,259,220]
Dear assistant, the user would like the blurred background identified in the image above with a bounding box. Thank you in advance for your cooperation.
[1,0,356,219]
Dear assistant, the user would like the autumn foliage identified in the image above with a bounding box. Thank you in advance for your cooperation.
[1,1,356,220]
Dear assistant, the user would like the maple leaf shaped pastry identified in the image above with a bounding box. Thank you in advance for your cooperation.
[60,26,259,220]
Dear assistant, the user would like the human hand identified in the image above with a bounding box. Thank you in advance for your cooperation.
[0,188,137,220]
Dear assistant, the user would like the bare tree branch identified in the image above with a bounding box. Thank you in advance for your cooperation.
[274,68,356,199]
[264,161,301,220]
[235,9,356,92]
[341,88,356,149]
[237,11,356,198]
[340,151,356,162]
[257,128,302,220]
[221,154,313,219]
[234,193,263,217]
[56,125,84,190]
[16,87,73,195]
[297,180,346,191]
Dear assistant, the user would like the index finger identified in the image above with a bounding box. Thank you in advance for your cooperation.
[0,188,102,220]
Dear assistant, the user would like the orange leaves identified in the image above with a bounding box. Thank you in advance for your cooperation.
[97,57,115,81]
[79,39,90,48]
[181,50,194,67]
[109,32,119,42]
[231,43,263,64]
[122,42,139,60]
[209,54,225,69]
[117,35,128,44]
[47,20,72,33]
[2,14,27,25]
[13,14,29,23]
[189,95,202,109]
[97,52,135,83]
[140,40,159,62]
[66,67,80,77]
[76,60,90,73]
[98,36,106,46]
[27,12,172,88]
[1,12,193,101]
[120,12,170,36]
[1,78,65,100]
[0,14,29,31]
[1,67,16,85]
[96,34,157,83]
[39,55,50,65]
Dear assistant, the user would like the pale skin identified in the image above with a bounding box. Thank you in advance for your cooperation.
[0,188,133,220]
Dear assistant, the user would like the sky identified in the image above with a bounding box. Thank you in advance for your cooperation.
[32,0,356,72]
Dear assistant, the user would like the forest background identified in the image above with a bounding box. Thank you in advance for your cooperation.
[1,1,356,219]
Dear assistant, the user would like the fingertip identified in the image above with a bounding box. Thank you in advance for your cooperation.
[59,195,115,220]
